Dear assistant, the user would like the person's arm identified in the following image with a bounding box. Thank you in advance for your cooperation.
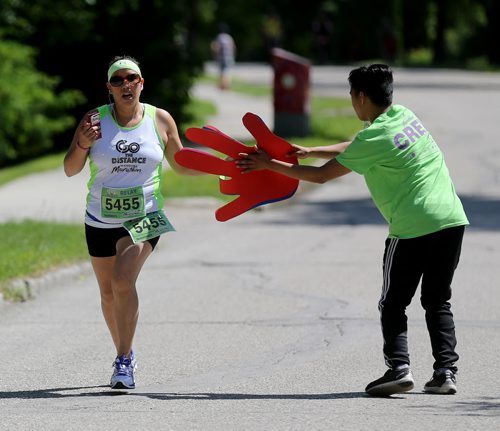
[237,148,352,184]
[210,40,219,57]
[290,141,351,159]
[63,113,99,177]
[156,108,203,176]
[231,36,236,57]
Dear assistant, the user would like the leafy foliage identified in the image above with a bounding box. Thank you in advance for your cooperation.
[0,40,84,166]
[0,0,214,161]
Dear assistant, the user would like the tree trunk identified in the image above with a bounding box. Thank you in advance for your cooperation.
[486,1,500,64]
[432,0,447,64]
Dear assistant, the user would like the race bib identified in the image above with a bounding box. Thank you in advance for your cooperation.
[101,186,145,219]
[123,210,175,244]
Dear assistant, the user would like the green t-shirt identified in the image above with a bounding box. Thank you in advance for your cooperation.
[336,104,468,238]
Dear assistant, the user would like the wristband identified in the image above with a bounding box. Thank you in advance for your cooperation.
[76,141,90,151]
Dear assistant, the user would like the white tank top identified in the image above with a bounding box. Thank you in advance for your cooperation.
[85,103,165,228]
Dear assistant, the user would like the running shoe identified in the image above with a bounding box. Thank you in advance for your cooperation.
[130,350,137,371]
[424,369,457,394]
[365,368,415,396]
[110,354,135,389]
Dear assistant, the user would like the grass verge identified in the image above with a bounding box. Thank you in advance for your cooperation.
[0,221,88,301]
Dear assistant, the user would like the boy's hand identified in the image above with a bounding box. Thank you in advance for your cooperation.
[236,148,272,173]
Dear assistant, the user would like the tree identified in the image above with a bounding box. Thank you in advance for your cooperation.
[431,0,448,64]
[0,40,84,166]
[484,0,500,64]
[0,0,213,155]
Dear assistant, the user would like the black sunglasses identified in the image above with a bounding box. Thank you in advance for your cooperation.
[109,73,141,87]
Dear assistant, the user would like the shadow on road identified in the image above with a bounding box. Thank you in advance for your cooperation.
[453,398,500,416]
[259,195,500,231]
[0,386,368,400]
[0,386,110,399]
[140,392,369,400]
[461,196,500,230]
[407,396,500,417]
[5,385,500,410]
[4,387,498,413]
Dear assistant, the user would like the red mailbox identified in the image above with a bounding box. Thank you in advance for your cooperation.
[272,48,311,137]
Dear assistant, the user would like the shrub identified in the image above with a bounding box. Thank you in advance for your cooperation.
[0,40,84,167]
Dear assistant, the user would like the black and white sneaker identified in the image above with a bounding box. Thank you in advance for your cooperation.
[365,368,414,396]
[424,370,457,394]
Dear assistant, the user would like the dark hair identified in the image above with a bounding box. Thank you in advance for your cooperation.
[348,64,393,107]
[108,55,140,68]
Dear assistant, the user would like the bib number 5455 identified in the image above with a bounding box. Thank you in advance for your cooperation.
[103,196,141,212]
[132,213,165,233]
[101,186,145,219]
[123,210,175,243]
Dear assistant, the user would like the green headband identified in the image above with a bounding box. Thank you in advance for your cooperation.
[107,59,142,81]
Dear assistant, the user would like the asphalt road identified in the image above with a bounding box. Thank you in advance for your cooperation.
[0,64,499,430]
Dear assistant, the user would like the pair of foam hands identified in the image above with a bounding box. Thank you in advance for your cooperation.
[174,112,298,221]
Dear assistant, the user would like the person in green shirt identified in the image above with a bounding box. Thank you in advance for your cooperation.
[237,64,468,397]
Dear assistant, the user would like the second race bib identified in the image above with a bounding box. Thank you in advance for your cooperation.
[123,210,175,243]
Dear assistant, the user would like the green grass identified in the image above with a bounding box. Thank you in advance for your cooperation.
[0,220,88,300]
[310,96,362,141]
[162,169,229,200]
[200,75,272,97]
[180,97,217,134]
[312,96,353,110]
[228,79,272,97]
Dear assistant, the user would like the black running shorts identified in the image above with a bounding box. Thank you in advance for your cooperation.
[85,224,160,257]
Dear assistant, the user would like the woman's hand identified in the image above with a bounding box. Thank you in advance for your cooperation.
[288,144,310,159]
[64,114,98,176]
[77,120,100,149]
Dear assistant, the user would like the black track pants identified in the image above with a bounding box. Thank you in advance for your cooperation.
[379,225,465,372]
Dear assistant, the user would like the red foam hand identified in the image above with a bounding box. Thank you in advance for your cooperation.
[175,113,298,221]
